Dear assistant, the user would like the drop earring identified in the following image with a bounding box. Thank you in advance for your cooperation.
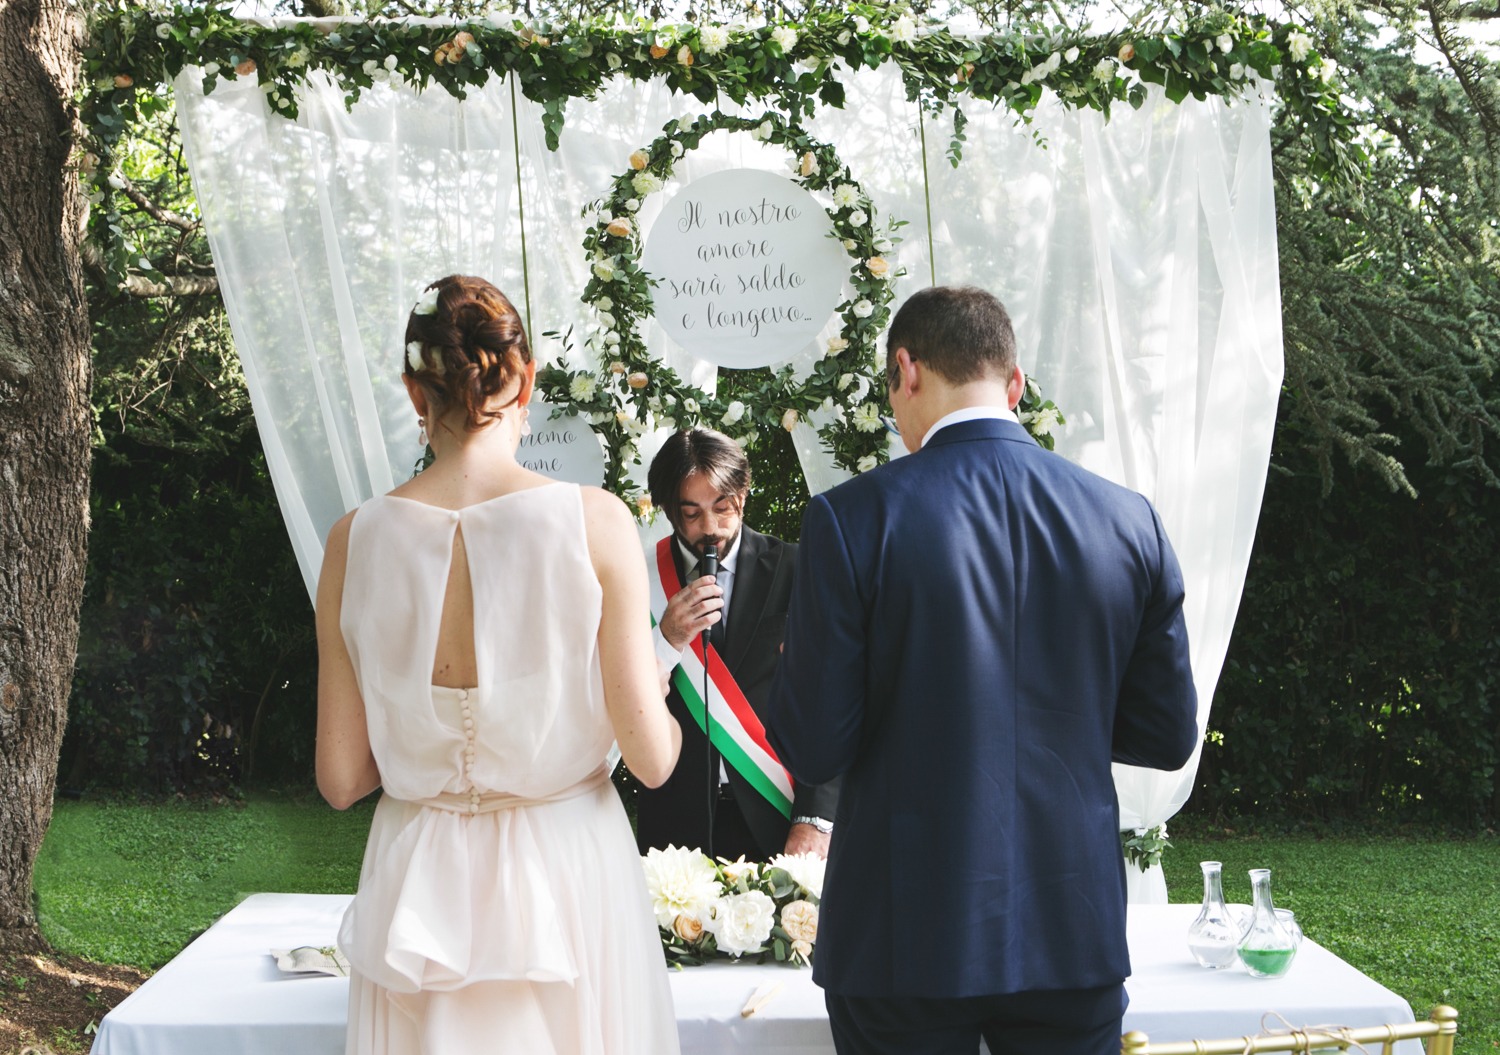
[417,417,428,448]
[521,407,532,437]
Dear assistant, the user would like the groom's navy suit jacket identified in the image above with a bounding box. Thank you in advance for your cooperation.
[766,417,1197,999]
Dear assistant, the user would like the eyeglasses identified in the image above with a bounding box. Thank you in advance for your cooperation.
[879,414,900,437]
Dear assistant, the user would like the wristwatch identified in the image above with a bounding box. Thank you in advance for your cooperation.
[791,815,834,834]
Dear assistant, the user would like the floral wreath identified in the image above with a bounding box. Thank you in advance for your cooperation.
[536,109,904,503]
[536,108,1066,507]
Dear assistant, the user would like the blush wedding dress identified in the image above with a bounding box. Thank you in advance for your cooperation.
[335,482,679,1054]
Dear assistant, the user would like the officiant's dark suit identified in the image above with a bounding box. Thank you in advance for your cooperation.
[765,287,1198,1055]
[634,428,839,862]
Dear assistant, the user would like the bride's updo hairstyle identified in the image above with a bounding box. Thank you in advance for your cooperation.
[403,274,532,432]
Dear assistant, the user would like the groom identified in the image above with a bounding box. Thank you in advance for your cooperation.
[765,286,1198,1054]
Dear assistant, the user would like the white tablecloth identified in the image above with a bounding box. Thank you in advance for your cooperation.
[92,895,1421,1055]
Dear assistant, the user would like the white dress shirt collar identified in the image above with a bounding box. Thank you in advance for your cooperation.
[921,404,1019,448]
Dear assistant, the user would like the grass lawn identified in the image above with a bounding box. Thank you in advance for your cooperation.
[30,798,1500,1051]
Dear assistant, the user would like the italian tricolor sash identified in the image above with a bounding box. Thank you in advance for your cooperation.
[648,536,794,820]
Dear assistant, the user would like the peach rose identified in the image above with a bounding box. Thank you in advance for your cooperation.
[650,44,670,59]
[1118,42,1136,62]
[636,494,655,518]
[780,899,819,943]
[113,74,134,88]
[627,371,649,389]
[781,408,799,431]
[235,59,257,77]
[606,217,632,238]
[800,151,817,177]
[866,256,890,278]
[677,45,694,66]
[629,149,650,170]
[609,360,627,374]
[673,914,704,942]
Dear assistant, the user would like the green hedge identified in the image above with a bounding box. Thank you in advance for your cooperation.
[1198,418,1499,827]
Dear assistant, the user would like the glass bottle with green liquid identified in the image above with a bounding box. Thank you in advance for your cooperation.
[1237,868,1298,977]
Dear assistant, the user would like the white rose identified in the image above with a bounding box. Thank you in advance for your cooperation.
[1316,59,1336,83]
[1093,57,1114,81]
[832,183,860,208]
[852,375,871,403]
[1230,62,1245,80]
[718,855,759,884]
[642,846,721,929]
[767,851,826,898]
[772,25,798,51]
[386,54,399,70]
[569,373,598,402]
[632,171,664,196]
[853,403,883,433]
[781,408,799,431]
[836,29,851,45]
[826,335,850,356]
[705,890,776,957]
[1287,30,1312,62]
[854,15,870,33]
[851,299,874,319]
[683,398,700,414]
[671,141,685,157]
[606,52,622,69]
[625,198,640,212]
[597,296,613,311]
[413,286,439,315]
[838,373,855,390]
[848,209,868,227]
[701,25,730,54]
[857,454,879,473]
[721,400,746,425]
[891,15,917,43]
[598,311,616,329]
[155,22,172,39]
[1029,406,1061,436]
[362,59,380,77]
[1217,33,1234,54]
[842,238,857,251]
[203,61,221,77]
[592,260,616,282]
[604,330,621,345]
[752,119,774,141]
[1064,46,1080,63]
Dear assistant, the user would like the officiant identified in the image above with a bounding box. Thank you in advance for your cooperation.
[634,428,839,862]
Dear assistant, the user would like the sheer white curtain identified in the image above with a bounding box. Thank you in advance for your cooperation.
[177,65,1282,899]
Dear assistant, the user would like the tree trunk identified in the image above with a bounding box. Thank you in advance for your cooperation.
[0,0,90,951]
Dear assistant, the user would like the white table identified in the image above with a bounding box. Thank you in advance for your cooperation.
[93,895,1422,1055]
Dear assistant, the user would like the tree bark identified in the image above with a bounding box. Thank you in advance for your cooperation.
[0,0,91,950]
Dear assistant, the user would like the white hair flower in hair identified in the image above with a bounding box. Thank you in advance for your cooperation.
[413,286,440,315]
[406,341,424,371]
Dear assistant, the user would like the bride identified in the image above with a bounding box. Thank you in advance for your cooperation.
[314,274,683,1054]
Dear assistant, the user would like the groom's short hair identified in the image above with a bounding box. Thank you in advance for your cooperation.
[885,285,1017,387]
[648,428,751,529]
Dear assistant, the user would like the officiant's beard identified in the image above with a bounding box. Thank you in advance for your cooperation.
[674,526,741,562]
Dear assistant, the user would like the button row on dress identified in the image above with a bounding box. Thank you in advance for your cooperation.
[459,688,479,813]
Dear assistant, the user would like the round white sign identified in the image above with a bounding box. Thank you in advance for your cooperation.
[639,168,847,369]
[518,402,607,486]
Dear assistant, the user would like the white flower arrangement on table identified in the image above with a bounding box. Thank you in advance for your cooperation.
[642,845,825,967]
[536,109,905,503]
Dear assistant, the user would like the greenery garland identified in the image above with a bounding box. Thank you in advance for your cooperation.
[534,109,904,497]
[81,3,1356,281]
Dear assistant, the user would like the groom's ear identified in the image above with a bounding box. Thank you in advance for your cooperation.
[891,347,919,396]
[1006,364,1025,409]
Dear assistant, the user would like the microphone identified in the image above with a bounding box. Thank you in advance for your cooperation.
[700,542,719,858]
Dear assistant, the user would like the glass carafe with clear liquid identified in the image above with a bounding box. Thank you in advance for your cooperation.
[1236,868,1298,977]
[1186,860,1243,968]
